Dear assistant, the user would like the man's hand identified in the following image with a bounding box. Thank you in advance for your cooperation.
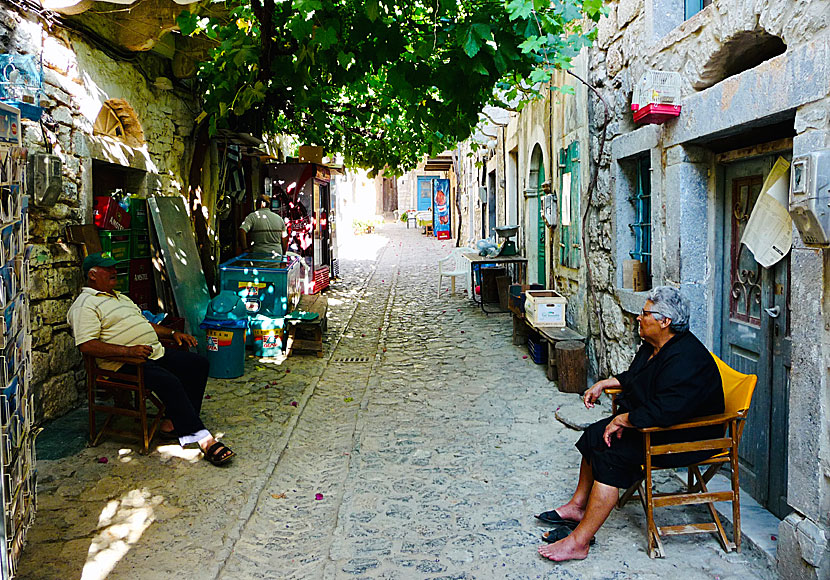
[603,413,632,447]
[173,332,199,348]
[125,344,153,359]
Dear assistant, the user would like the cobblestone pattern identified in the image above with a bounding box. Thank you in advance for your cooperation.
[18,225,774,579]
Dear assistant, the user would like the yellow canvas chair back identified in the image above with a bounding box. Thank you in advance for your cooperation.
[711,352,757,417]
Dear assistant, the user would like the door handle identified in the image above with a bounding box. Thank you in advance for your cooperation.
[764,305,781,318]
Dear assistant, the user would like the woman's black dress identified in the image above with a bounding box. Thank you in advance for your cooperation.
[575,330,724,489]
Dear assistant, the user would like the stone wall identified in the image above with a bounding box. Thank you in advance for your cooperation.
[584,0,830,577]
[2,9,198,420]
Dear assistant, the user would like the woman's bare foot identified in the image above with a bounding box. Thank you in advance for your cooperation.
[538,534,590,562]
[160,418,175,434]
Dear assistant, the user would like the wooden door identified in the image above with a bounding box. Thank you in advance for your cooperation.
[720,157,791,518]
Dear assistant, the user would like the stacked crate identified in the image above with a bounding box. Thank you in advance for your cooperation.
[0,102,35,578]
[93,195,131,294]
[92,195,156,311]
[126,197,155,312]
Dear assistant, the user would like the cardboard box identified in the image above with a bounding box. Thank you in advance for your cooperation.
[623,259,648,292]
[298,146,324,164]
[525,290,567,327]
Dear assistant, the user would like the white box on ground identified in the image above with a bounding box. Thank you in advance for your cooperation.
[525,290,566,327]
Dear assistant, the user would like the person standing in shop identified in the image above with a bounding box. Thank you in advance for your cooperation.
[238,194,288,256]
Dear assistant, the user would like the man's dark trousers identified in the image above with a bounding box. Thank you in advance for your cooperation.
[141,349,209,437]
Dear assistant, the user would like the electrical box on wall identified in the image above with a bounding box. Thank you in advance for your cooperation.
[543,193,557,228]
[789,149,830,247]
[27,153,62,207]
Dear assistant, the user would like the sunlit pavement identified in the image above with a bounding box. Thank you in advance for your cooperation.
[18,223,775,579]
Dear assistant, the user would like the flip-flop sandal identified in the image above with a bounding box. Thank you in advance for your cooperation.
[535,510,580,527]
[541,525,596,545]
[204,441,235,466]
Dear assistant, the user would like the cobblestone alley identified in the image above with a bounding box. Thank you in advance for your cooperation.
[18,224,775,580]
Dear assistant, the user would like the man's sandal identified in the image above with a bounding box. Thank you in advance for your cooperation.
[203,441,235,466]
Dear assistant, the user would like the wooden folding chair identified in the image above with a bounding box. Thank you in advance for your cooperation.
[85,354,166,454]
[606,353,757,558]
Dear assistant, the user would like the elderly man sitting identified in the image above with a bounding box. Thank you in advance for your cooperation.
[67,253,235,466]
[536,286,723,562]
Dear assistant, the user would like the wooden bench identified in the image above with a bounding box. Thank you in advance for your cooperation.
[513,307,586,385]
[534,326,586,391]
[285,294,328,358]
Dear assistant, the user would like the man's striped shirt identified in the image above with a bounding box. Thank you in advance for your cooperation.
[67,287,164,371]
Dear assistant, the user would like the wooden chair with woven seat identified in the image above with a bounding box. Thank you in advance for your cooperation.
[85,353,166,455]
[605,352,757,558]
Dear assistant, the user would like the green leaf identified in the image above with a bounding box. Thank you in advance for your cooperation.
[288,15,314,39]
[506,0,533,21]
[176,10,199,36]
[529,68,551,83]
[315,25,339,49]
[472,61,489,76]
[366,0,379,21]
[493,49,510,74]
[460,23,492,58]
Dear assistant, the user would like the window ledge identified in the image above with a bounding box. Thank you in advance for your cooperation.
[615,287,650,315]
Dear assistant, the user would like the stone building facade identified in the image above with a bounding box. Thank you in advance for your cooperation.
[455,0,830,576]
[2,8,199,419]
[585,1,830,576]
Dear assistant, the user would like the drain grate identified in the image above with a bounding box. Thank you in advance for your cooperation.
[333,356,371,363]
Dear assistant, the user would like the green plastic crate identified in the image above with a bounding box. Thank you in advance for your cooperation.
[131,231,150,258]
[128,197,149,232]
[114,260,130,293]
[99,230,132,261]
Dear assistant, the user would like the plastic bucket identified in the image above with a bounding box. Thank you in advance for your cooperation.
[201,321,247,378]
[250,315,285,357]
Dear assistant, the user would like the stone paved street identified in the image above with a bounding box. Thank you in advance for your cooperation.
[19,224,775,579]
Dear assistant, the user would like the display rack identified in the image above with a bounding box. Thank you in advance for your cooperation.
[0,102,34,579]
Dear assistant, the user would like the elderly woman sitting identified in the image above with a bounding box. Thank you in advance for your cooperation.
[537,286,724,562]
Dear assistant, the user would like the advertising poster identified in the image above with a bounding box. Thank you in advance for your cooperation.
[433,179,451,239]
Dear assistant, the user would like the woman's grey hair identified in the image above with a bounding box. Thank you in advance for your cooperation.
[646,286,690,333]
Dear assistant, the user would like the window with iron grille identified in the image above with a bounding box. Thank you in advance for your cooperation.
[629,156,651,278]
[685,0,713,19]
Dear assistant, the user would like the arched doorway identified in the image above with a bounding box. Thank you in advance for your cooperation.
[527,145,545,285]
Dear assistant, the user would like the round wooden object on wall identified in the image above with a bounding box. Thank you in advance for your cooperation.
[555,340,587,394]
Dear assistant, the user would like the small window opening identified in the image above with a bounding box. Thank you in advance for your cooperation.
[695,31,787,90]
[685,0,713,20]
[628,156,651,283]
[93,99,145,148]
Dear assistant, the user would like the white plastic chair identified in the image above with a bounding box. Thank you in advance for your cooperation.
[437,247,477,297]
[416,210,433,229]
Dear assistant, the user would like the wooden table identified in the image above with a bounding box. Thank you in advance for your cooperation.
[464,254,528,314]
